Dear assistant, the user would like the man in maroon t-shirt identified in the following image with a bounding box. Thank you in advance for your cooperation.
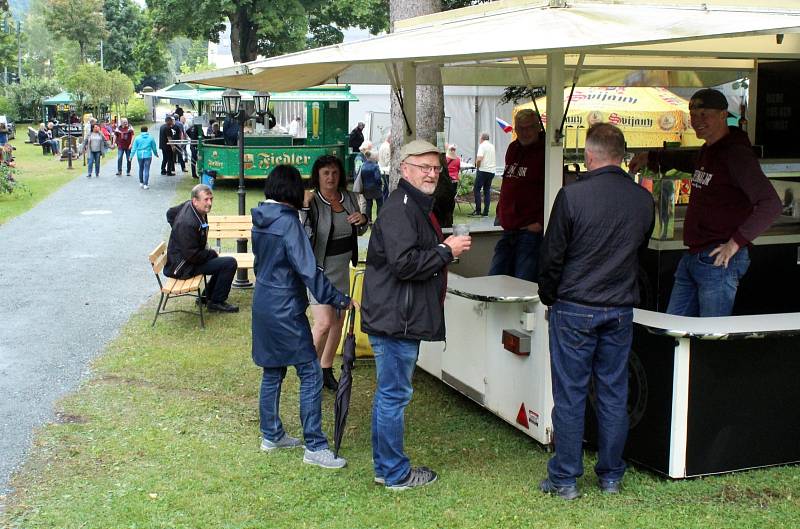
[629,88,781,316]
[113,118,135,176]
[489,108,546,282]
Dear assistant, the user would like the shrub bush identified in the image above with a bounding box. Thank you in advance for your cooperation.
[124,98,149,123]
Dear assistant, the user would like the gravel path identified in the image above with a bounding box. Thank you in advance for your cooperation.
[0,156,183,501]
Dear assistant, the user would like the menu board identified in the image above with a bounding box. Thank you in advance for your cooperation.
[755,60,800,158]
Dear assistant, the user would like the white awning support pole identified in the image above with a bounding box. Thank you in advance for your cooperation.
[517,56,542,117]
[748,66,758,145]
[544,52,565,228]
[402,62,417,142]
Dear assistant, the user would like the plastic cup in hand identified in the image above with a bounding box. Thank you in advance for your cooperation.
[453,224,470,237]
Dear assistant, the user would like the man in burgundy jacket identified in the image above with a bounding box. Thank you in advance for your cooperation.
[114,118,135,176]
[489,108,546,282]
[629,88,781,316]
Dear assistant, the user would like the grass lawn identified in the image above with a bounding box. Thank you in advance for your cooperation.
[3,175,799,528]
[0,133,78,226]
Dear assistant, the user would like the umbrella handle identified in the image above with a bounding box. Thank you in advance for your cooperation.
[347,269,365,335]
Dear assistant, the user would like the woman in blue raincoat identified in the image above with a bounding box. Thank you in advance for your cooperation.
[251,164,357,470]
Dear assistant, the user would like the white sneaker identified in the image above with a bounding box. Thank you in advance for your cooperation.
[139,183,144,188]
[303,448,346,469]
[143,185,149,190]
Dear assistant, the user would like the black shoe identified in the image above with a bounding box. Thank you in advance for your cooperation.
[115,172,121,176]
[539,478,580,500]
[481,213,489,217]
[322,367,339,391]
[168,172,176,176]
[599,480,621,494]
[161,171,167,175]
[468,210,481,217]
[386,466,438,491]
[207,301,239,313]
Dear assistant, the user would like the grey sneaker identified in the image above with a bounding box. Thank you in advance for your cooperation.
[260,434,302,452]
[374,476,385,485]
[303,448,347,469]
[386,466,438,491]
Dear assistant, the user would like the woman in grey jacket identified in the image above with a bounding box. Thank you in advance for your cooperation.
[300,155,368,390]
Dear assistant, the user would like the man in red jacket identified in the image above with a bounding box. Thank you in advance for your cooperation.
[489,108,546,282]
[629,88,781,316]
[114,118,135,176]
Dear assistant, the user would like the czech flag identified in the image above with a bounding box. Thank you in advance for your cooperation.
[496,117,513,133]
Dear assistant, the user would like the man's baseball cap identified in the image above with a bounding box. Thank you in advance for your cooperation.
[400,139,440,161]
[689,88,729,111]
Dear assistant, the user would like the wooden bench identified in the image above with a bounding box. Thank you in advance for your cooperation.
[207,215,255,270]
[149,242,207,328]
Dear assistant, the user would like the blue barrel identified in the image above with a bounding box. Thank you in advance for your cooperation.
[201,169,216,189]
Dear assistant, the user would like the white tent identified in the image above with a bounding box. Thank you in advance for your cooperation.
[179,0,800,216]
[179,0,800,93]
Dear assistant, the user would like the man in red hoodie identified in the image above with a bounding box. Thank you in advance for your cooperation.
[114,118,135,176]
[489,108,546,282]
[629,88,781,316]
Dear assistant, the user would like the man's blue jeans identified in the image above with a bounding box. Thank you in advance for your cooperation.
[137,157,152,186]
[87,151,101,176]
[473,169,494,215]
[259,358,328,452]
[488,229,542,282]
[667,247,750,317]
[117,147,132,174]
[369,334,419,485]
[547,300,633,487]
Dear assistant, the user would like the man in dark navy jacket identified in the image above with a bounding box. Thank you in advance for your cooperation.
[538,123,654,500]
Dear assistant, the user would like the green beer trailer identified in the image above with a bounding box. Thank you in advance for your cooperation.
[149,83,358,179]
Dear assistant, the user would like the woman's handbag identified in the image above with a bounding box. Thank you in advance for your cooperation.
[352,170,363,193]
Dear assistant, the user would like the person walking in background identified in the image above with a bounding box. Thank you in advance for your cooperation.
[471,132,496,217]
[130,125,158,190]
[174,115,188,174]
[83,123,109,178]
[300,155,368,391]
[349,122,365,153]
[628,88,781,317]
[538,123,654,500]
[445,144,461,196]
[186,121,199,179]
[251,165,356,470]
[489,109,546,282]
[288,116,302,138]
[378,133,391,202]
[159,115,176,176]
[360,149,383,223]
[361,139,472,490]
[113,118,135,176]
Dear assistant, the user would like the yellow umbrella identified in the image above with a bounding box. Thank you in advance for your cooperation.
[516,87,703,149]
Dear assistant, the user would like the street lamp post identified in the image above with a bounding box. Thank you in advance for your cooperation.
[221,88,271,288]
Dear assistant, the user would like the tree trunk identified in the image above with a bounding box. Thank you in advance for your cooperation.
[388,0,444,191]
[228,8,259,63]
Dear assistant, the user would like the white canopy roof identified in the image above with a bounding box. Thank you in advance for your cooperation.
[179,0,800,91]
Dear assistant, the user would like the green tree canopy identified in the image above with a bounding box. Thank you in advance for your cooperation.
[46,0,107,62]
[65,63,109,114]
[146,0,397,63]
[6,75,61,121]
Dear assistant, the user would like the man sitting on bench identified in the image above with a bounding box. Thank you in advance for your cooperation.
[164,184,239,313]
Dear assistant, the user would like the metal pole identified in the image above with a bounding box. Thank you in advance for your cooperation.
[232,110,252,288]
[16,21,21,81]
